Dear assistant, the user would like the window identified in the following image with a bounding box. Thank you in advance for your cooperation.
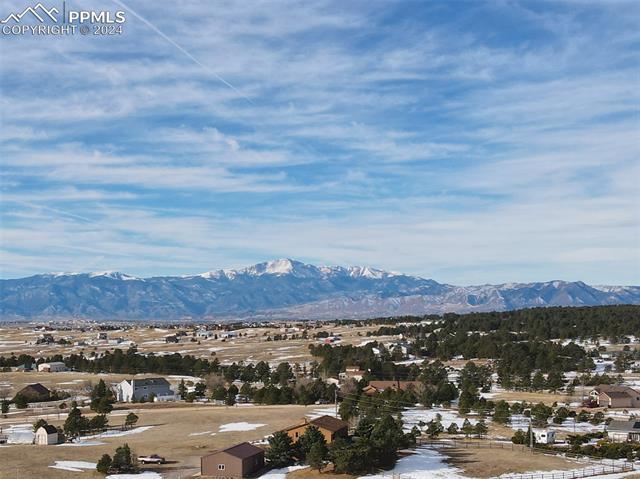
[295,432,299,438]
[218,464,225,470]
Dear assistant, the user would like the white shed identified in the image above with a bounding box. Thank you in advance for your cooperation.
[35,425,58,445]
[535,430,555,444]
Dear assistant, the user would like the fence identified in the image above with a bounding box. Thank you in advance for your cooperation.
[416,439,636,479]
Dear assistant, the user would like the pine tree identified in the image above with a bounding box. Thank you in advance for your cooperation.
[96,454,112,474]
[111,443,136,473]
[447,423,459,434]
[493,400,511,424]
[297,425,326,459]
[125,412,139,429]
[474,420,488,438]
[178,379,187,399]
[307,442,327,472]
[266,431,295,468]
[461,418,474,437]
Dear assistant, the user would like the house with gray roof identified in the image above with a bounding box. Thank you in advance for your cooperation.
[607,420,640,442]
[116,377,174,402]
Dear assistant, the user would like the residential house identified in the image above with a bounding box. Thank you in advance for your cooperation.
[14,383,50,402]
[116,378,174,402]
[37,362,68,373]
[590,386,640,408]
[284,415,348,444]
[363,380,423,396]
[340,366,366,382]
[35,425,58,445]
[607,420,640,442]
[201,442,264,478]
[196,330,215,339]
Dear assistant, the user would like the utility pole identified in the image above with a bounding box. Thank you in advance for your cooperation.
[529,416,534,453]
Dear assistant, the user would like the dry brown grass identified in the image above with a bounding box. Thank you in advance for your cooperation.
[442,444,580,478]
[0,324,395,371]
[0,404,317,479]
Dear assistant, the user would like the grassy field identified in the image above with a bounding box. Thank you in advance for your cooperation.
[0,404,314,479]
[0,323,395,368]
[443,444,581,478]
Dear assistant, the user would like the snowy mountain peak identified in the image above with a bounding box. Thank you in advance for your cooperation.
[88,271,139,281]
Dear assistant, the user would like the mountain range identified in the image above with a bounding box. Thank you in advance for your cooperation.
[1,259,638,321]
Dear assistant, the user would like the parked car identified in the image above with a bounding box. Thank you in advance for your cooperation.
[138,454,166,464]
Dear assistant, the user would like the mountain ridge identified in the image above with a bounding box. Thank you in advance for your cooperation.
[1,259,638,320]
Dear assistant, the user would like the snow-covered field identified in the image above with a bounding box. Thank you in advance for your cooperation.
[402,407,478,431]
[6,424,35,444]
[49,460,96,472]
[509,415,605,434]
[358,446,466,479]
[219,422,266,432]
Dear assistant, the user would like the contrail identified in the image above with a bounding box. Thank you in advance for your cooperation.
[112,0,254,104]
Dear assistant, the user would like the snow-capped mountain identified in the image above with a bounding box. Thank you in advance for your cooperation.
[1,259,638,320]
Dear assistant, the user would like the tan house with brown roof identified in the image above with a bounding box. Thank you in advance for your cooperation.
[363,380,423,396]
[590,386,640,408]
[284,415,348,444]
[201,442,264,478]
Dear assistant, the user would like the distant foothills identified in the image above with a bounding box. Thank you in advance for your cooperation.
[0,259,638,321]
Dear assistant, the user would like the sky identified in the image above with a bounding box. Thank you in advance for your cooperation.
[0,0,639,285]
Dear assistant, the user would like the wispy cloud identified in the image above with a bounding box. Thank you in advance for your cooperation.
[0,0,638,284]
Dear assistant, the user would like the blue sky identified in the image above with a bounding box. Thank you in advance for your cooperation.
[1,0,639,284]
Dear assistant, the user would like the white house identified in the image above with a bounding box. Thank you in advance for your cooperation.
[116,378,174,402]
[196,330,214,339]
[35,425,58,445]
[535,430,556,444]
[607,420,640,442]
[37,362,68,373]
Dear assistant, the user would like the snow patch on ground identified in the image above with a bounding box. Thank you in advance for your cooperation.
[259,465,309,479]
[189,430,214,436]
[83,426,154,439]
[6,424,35,444]
[219,422,266,432]
[58,439,106,446]
[49,460,96,472]
[358,446,466,479]
[402,407,478,431]
[106,473,162,479]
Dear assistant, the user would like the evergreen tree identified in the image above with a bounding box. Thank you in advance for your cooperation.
[178,379,187,399]
[307,442,328,472]
[493,400,511,425]
[1,399,8,416]
[111,443,136,473]
[96,454,112,474]
[531,371,545,391]
[474,420,488,438]
[426,420,443,439]
[447,423,459,434]
[297,425,326,460]
[461,418,474,437]
[266,431,295,468]
[125,412,139,429]
[13,394,27,409]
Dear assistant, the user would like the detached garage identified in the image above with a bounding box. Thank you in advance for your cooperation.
[201,442,264,478]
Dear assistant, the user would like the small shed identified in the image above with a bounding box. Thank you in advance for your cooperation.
[201,442,264,478]
[35,425,58,445]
